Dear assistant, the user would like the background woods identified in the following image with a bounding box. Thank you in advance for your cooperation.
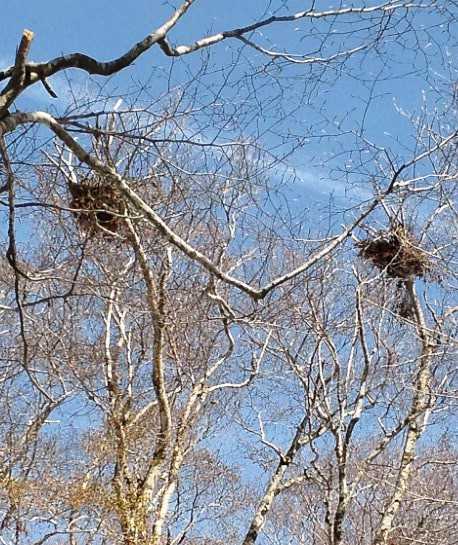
[0,2,457,545]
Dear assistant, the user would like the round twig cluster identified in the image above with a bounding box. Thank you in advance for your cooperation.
[68,178,127,237]
[357,226,430,279]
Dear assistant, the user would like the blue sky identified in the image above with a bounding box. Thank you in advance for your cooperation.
[1,2,455,222]
[2,2,449,154]
[2,1,455,256]
[0,1,290,70]
[1,5,456,542]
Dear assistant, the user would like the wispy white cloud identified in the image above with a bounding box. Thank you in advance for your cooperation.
[290,165,374,203]
[13,72,99,113]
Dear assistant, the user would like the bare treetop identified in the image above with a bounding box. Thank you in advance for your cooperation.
[0,2,456,545]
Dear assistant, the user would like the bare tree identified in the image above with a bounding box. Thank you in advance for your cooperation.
[0,2,457,545]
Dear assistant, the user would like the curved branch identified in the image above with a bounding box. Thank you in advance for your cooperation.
[157,1,429,57]
[29,0,193,80]
[0,1,431,117]
[0,1,194,116]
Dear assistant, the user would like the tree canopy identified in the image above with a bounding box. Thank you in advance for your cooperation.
[0,2,457,545]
